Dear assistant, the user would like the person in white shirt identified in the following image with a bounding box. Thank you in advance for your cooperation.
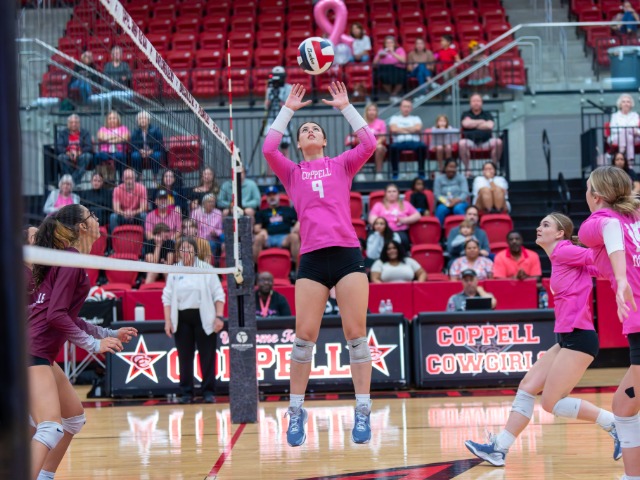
[349,22,372,62]
[388,99,427,179]
[162,237,225,404]
[609,93,640,165]
[370,240,427,283]
[472,161,509,213]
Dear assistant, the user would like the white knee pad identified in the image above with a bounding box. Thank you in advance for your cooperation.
[29,415,36,429]
[62,413,86,435]
[615,414,640,449]
[291,338,315,364]
[33,421,64,450]
[511,389,535,419]
[348,337,371,364]
[552,397,581,419]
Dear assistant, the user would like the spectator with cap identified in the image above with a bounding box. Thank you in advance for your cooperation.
[253,185,300,265]
[255,271,292,318]
[55,114,93,186]
[446,268,497,311]
[493,231,542,281]
[144,189,181,241]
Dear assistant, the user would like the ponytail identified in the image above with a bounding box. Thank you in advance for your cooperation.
[589,166,640,216]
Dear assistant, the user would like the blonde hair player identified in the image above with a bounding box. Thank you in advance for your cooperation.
[262,82,376,446]
[579,166,640,480]
[465,212,621,466]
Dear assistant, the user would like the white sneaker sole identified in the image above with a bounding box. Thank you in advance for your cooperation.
[464,440,505,467]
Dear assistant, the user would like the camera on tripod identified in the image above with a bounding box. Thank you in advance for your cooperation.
[268,66,286,89]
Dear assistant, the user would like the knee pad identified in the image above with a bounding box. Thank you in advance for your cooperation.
[62,413,86,435]
[348,337,372,364]
[291,338,315,364]
[552,397,581,419]
[511,389,536,419]
[33,421,64,450]
[615,414,640,449]
[29,415,36,429]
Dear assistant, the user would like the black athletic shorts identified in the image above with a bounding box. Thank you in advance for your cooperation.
[30,356,52,366]
[628,333,640,365]
[557,328,600,358]
[297,246,366,289]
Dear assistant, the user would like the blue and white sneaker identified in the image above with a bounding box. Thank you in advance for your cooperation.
[352,404,372,444]
[608,424,623,461]
[285,406,307,447]
[464,434,508,467]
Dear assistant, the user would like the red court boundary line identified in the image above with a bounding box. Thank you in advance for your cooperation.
[207,423,246,478]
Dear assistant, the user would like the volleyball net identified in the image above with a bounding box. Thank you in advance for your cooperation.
[21,0,243,284]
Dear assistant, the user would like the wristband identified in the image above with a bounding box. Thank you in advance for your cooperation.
[341,104,367,132]
[270,106,294,134]
[91,338,101,353]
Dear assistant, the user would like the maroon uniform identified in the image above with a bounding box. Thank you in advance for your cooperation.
[25,264,35,305]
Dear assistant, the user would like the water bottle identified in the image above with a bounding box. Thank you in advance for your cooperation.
[378,299,387,314]
[538,290,549,309]
[134,302,146,321]
[385,299,393,313]
[446,190,453,206]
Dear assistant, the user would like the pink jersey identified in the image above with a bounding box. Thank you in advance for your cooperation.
[579,208,640,334]
[263,127,376,254]
[549,240,598,333]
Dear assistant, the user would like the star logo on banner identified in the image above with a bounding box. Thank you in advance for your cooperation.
[367,329,397,377]
[116,336,166,384]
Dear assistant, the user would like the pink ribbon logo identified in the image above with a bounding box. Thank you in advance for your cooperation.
[313,0,354,47]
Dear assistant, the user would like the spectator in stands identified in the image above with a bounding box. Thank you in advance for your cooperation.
[472,161,509,213]
[446,205,491,259]
[368,183,421,249]
[358,103,387,181]
[102,45,131,89]
[80,172,112,226]
[131,111,164,177]
[218,170,261,218]
[96,110,130,178]
[109,168,148,233]
[609,93,640,166]
[69,51,98,103]
[55,113,93,186]
[388,99,427,180]
[431,114,457,171]
[434,159,470,225]
[43,174,80,215]
[370,240,427,283]
[180,218,212,265]
[145,189,181,240]
[493,230,542,281]
[448,220,480,259]
[459,93,503,176]
[350,22,372,62]
[366,217,401,267]
[408,177,430,215]
[255,271,291,318]
[191,193,223,256]
[253,186,300,264]
[407,38,435,88]
[612,1,640,35]
[446,268,497,311]
[434,35,460,84]
[466,41,492,95]
[190,167,220,211]
[162,237,224,404]
[157,168,187,213]
[612,151,640,195]
[373,35,407,103]
[449,238,494,280]
[143,222,176,285]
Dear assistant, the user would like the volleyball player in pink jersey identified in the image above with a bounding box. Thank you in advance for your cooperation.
[466,212,621,466]
[579,166,640,480]
[28,204,137,480]
[263,82,376,446]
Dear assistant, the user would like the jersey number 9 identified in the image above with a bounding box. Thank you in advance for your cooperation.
[312,180,325,198]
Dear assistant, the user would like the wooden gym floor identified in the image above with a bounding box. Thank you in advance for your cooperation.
[55,368,627,480]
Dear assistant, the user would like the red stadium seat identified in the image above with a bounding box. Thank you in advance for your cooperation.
[57,37,82,56]
[458,23,485,43]
[192,69,220,97]
[255,48,284,68]
[194,50,223,68]
[350,191,363,219]
[91,227,108,257]
[425,9,451,26]
[111,225,144,257]
[200,32,226,51]
[171,33,198,52]
[410,243,445,275]
[258,14,285,32]
[105,269,138,288]
[274,285,296,315]
[256,31,284,50]
[479,213,514,244]
[154,3,177,19]
[368,190,385,212]
[178,1,205,17]
[344,63,373,92]
[259,193,290,210]
[288,29,314,47]
[497,58,526,86]
[202,16,228,35]
[409,216,442,244]
[227,32,254,52]
[490,241,509,255]
[87,36,112,52]
[287,14,313,31]
[257,248,291,282]
[147,18,174,34]
[175,16,201,34]
[166,50,194,69]
[252,68,272,96]
[443,214,465,237]
[139,282,166,291]
[40,71,70,98]
[167,135,201,172]
[284,69,312,90]
[352,218,367,241]
[404,189,435,216]
[399,26,427,46]
[230,16,256,33]
[132,70,160,97]
[454,8,479,24]
[145,33,170,52]
[223,69,251,96]
[161,69,190,98]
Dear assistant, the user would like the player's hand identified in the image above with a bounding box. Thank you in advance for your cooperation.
[322,81,350,111]
[616,278,637,322]
[284,84,312,111]
[99,337,123,354]
[164,320,173,338]
[116,327,137,344]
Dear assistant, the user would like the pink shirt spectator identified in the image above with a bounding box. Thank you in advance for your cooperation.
[191,207,223,238]
[376,47,407,67]
[112,182,147,212]
[549,240,599,333]
[98,125,130,153]
[262,127,376,254]
[369,118,387,137]
[369,201,419,232]
[54,195,74,210]
[579,209,640,334]
[449,255,494,280]
[144,209,182,237]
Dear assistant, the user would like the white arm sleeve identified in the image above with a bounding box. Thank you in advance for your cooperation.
[603,218,625,255]
[341,104,367,132]
[270,106,294,134]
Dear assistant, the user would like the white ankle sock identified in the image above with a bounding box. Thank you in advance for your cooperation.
[289,394,304,409]
[355,394,371,408]
[622,476,640,480]
[596,409,615,431]
[37,471,55,480]
[494,430,516,451]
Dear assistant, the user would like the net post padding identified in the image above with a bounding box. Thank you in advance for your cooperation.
[224,216,258,424]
